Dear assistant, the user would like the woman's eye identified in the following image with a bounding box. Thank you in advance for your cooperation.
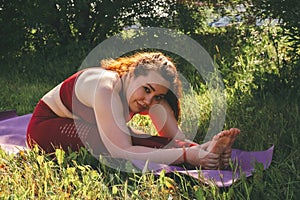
[154,95,164,101]
[144,86,151,93]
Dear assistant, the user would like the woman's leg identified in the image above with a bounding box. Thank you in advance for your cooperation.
[27,116,84,153]
[26,101,107,155]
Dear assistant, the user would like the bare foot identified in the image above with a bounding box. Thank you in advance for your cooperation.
[206,128,240,154]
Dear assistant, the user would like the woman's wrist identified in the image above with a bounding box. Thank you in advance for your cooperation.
[182,146,187,163]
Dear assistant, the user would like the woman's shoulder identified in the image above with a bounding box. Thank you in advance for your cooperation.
[75,67,120,94]
[78,67,119,87]
[74,68,121,107]
[80,67,118,78]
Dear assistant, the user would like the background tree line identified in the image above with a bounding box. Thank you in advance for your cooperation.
[0,0,299,94]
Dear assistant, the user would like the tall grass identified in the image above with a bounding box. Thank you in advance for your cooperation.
[1,63,299,199]
[0,27,299,198]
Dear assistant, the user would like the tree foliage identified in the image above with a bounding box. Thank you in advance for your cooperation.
[0,0,299,92]
[1,0,198,58]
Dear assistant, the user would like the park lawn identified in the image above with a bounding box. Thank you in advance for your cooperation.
[0,57,299,199]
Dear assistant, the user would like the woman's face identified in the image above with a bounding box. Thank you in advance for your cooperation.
[126,70,170,114]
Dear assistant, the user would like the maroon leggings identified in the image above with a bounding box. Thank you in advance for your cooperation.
[26,100,108,154]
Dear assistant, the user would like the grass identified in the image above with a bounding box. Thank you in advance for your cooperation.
[0,53,299,199]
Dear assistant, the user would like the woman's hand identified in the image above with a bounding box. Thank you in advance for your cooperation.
[185,146,220,169]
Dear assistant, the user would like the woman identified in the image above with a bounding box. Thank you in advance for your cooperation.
[26,52,239,169]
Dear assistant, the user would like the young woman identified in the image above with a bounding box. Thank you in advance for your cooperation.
[26,52,239,169]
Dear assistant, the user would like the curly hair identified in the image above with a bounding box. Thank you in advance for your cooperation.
[101,52,182,121]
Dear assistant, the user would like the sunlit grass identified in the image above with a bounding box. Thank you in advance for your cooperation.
[0,51,299,199]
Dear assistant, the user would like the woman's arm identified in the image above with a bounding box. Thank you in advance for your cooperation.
[91,78,185,164]
[93,86,219,167]
[76,72,217,167]
[149,100,185,140]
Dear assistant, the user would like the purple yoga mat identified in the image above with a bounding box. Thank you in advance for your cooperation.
[0,111,274,187]
[0,110,18,121]
[0,111,32,153]
[132,146,274,187]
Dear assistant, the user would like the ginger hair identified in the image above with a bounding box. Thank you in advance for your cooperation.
[101,52,182,121]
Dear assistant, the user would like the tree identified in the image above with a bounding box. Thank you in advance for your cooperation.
[1,0,201,58]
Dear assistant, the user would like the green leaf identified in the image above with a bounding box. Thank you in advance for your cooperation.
[55,149,65,166]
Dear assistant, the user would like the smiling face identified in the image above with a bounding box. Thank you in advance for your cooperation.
[126,70,170,115]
